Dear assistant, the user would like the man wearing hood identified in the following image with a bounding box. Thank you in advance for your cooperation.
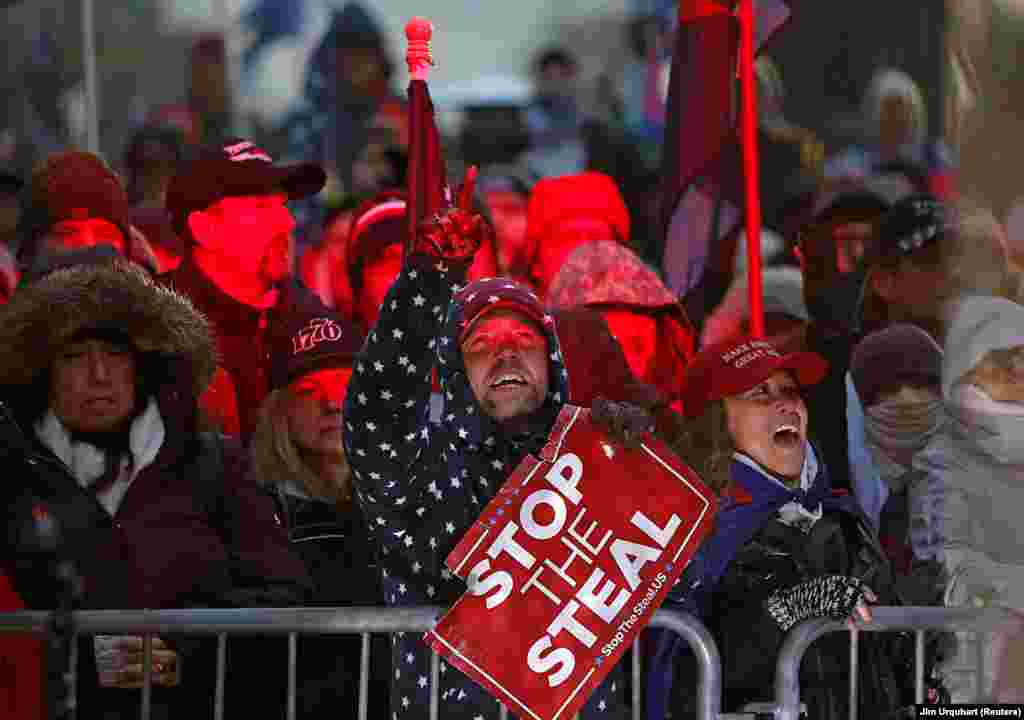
[0,257,309,718]
[344,208,637,718]
[546,240,695,412]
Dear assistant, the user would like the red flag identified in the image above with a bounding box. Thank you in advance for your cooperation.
[658,0,790,298]
[404,18,449,258]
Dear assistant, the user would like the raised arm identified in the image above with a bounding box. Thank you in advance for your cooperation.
[343,209,487,506]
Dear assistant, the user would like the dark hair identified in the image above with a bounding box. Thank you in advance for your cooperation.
[534,47,578,75]
[0,172,23,196]
[626,15,665,59]
[122,125,186,173]
[874,161,930,194]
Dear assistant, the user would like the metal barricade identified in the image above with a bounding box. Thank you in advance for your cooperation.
[0,606,722,720]
[773,605,1019,720]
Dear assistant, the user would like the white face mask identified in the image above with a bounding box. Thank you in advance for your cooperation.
[950,384,1024,464]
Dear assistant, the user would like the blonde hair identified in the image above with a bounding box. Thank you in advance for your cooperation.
[943,196,1013,299]
[250,387,352,504]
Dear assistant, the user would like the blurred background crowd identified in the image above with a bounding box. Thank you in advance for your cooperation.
[3,0,1024,717]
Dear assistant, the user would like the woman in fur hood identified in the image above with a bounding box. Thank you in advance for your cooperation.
[0,256,309,718]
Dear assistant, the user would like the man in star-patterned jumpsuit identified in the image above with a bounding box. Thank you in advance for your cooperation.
[343,209,628,718]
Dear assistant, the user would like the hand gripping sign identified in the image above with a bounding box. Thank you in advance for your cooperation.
[426,405,717,720]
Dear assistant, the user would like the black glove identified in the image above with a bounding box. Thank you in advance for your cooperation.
[765,575,871,632]
[590,397,655,449]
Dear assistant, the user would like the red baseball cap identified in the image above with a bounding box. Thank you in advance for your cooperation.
[680,337,828,417]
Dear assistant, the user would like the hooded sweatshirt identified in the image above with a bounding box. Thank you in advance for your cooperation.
[344,262,627,718]
[915,295,1024,700]
[917,296,1024,567]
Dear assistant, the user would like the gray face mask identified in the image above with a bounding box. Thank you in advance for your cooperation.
[864,387,945,489]
[951,384,1024,465]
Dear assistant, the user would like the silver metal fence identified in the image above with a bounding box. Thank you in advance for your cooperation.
[773,605,1019,720]
[0,606,722,720]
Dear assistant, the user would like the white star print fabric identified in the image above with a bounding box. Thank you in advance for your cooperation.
[344,266,627,718]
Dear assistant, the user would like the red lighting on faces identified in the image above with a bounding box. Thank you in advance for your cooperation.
[47,219,127,255]
[191,194,295,269]
[290,367,354,404]
[461,315,546,357]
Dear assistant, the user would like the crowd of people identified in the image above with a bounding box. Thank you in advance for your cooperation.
[1,4,1024,719]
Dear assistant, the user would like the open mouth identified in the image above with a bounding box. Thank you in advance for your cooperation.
[490,372,527,390]
[85,398,116,410]
[772,424,802,449]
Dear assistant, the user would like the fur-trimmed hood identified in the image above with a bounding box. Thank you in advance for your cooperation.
[0,259,217,397]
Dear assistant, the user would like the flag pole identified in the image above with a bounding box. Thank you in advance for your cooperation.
[737,0,765,338]
[81,0,100,154]
[404,16,434,260]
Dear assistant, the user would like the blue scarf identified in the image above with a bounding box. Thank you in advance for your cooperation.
[670,446,857,616]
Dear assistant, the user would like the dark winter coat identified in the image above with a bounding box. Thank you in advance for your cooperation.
[269,485,390,719]
[0,260,310,719]
[164,256,270,440]
[343,260,629,719]
[165,263,325,440]
[649,451,916,720]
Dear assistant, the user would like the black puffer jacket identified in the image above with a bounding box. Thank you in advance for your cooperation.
[269,486,390,719]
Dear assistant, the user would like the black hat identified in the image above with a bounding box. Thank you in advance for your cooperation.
[871,193,953,265]
[0,170,23,196]
[266,284,365,391]
[166,139,326,233]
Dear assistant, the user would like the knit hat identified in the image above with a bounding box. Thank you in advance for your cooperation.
[166,139,326,233]
[680,337,827,417]
[346,192,407,292]
[27,151,131,240]
[941,295,1024,400]
[266,284,365,391]
[850,323,942,406]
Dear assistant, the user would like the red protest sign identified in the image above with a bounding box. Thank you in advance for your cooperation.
[426,405,716,720]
